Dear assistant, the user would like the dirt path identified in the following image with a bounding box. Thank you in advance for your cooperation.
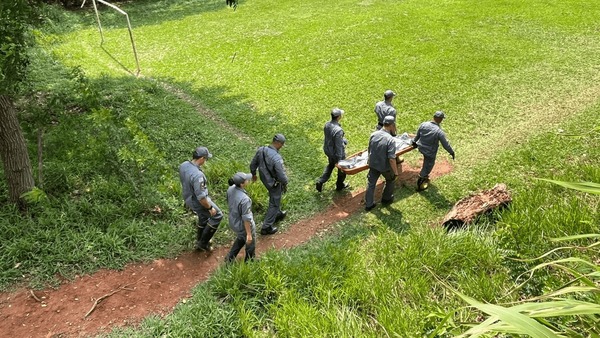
[0,161,452,338]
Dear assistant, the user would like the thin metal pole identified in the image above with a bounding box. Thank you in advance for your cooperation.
[92,0,104,45]
[94,0,140,75]
[125,14,141,76]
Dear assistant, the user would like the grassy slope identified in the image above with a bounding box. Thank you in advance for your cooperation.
[103,105,599,337]
[104,109,599,337]
[6,0,599,335]
[51,0,600,202]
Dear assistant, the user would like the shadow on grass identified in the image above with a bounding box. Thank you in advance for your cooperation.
[365,184,415,234]
[100,45,139,76]
[155,76,327,167]
[417,183,453,211]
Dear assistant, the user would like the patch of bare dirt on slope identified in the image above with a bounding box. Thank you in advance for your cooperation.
[0,160,452,338]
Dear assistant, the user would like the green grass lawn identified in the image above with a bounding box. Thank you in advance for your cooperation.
[49,0,600,204]
[2,0,598,335]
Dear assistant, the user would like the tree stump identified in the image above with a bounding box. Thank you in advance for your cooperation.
[442,183,512,230]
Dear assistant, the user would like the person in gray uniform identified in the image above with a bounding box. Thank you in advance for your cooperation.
[225,172,256,262]
[365,116,400,211]
[315,108,350,193]
[412,111,455,191]
[250,134,288,235]
[374,90,397,130]
[178,146,223,252]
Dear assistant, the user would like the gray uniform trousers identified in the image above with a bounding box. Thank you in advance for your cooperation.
[195,200,223,246]
[365,168,396,208]
[317,156,347,188]
[226,225,256,262]
[263,182,283,229]
[196,200,223,227]
[419,153,436,179]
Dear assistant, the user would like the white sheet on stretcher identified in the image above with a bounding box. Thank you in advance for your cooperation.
[337,132,413,169]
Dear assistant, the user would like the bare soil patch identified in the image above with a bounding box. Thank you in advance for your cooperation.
[0,160,452,338]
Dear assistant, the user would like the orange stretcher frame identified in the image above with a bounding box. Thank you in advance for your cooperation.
[336,145,416,175]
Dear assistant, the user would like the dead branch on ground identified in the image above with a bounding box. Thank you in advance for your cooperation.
[30,290,42,302]
[84,277,144,318]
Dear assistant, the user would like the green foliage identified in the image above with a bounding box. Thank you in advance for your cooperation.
[0,0,40,94]
[442,234,600,337]
[19,186,48,206]
[536,178,600,195]
[0,50,240,288]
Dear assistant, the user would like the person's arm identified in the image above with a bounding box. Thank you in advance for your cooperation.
[333,129,345,161]
[367,134,374,166]
[249,147,261,182]
[412,125,422,146]
[438,131,455,157]
[194,175,216,215]
[241,198,254,244]
[387,139,399,177]
[243,221,253,243]
[274,156,288,185]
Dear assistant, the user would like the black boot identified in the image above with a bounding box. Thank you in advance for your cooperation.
[195,223,207,250]
[417,177,429,191]
[198,224,218,251]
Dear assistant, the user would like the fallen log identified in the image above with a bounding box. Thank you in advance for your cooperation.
[442,183,512,230]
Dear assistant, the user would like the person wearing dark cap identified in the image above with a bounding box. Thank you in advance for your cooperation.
[178,146,223,252]
[315,108,350,193]
[225,172,256,262]
[411,111,455,191]
[374,90,397,130]
[365,116,399,211]
[250,134,289,235]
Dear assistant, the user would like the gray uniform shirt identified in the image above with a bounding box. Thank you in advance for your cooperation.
[323,120,346,161]
[413,121,454,158]
[368,130,396,172]
[250,145,288,188]
[374,101,397,126]
[227,185,255,234]
[179,160,210,212]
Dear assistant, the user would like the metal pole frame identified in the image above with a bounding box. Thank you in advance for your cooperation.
[81,0,141,76]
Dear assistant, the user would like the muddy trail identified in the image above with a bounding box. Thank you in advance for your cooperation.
[0,161,452,338]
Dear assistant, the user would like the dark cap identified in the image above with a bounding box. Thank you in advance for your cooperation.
[331,108,344,117]
[273,133,286,144]
[383,115,396,125]
[193,146,212,159]
[384,90,396,98]
[232,172,252,185]
[433,111,446,119]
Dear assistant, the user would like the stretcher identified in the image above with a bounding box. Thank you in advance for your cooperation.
[336,133,416,175]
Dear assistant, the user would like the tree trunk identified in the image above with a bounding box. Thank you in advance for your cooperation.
[441,183,512,231]
[0,94,34,207]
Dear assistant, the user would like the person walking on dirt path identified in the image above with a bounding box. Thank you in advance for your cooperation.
[374,90,397,130]
[316,108,350,193]
[365,115,399,211]
[412,111,455,191]
[225,172,256,262]
[250,134,288,235]
[178,146,223,252]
